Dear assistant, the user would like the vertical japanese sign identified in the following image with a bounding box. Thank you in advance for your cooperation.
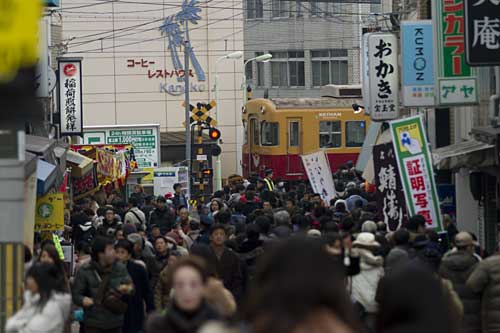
[35,193,65,232]
[464,0,500,66]
[401,21,435,107]
[301,151,336,205]
[373,143,406,231]
[361,33,372,114]
[368,33,399,121]
[58,58,83,136]
[390,115,443,230]
[432,0,478,105]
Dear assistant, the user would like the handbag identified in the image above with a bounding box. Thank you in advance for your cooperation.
[94,270,128,315]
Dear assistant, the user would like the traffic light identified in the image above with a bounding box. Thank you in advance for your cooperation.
[202,168,213,178]
[211,145,222,157]
[209,127,221,140]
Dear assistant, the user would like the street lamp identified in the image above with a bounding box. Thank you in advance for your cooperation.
[213,51,243,191]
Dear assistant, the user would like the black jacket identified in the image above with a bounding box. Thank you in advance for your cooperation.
[208,247,244,302]
[123,260,155,333]
[172,193,188,210]
[149,208,176,234]
[146,302,220,333]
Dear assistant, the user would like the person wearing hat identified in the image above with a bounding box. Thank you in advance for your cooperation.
[350,232,384,331]
[263,169,275,192]
[149,196,176,235]
[439,232,481,333]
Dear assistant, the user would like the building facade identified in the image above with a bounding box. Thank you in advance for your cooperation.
[60,0,244,176]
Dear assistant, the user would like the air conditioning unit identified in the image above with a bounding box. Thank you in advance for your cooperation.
[320,84,362,99]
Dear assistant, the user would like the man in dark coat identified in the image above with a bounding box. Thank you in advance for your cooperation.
[208,224,243,302]
[148,196,176,234]
[440,232,481,333]
[172,183,188,210]
[115,239,155,333]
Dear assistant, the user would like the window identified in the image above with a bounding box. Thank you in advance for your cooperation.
[319,121,341,148]
[271,51,305,87]
[245,59,253,82]
[346,121,366,147]
[243,120,248,144]
[312,49,349,86]
[289,121,299,146]
[257,61,265,86]
[272,0,290,18]
[246,0,263,19]
[261,121,279,146]
[250,118,259,145]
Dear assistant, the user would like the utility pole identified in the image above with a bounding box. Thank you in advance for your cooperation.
[184,21,191,203]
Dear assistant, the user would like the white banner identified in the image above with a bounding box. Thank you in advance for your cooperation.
[368,33,399,121]
[58,58,83,136]
[301,151,336,205]
[361,33,372,114]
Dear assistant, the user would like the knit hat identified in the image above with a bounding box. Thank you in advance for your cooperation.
[307,229,322,238]
[455,232,474,247]
[361,220,378,234]
[123,223,137,236]
[353,232,380,248]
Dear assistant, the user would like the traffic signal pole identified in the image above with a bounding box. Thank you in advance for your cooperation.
[184,22,191,202]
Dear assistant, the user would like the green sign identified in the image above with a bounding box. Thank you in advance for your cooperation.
[83,125,160,169]
[433,0,478,105]
[390,115,442,231]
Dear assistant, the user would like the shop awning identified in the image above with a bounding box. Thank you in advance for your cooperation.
[65,149,94,177]
[37,159,57,195]
[432,140,495,170]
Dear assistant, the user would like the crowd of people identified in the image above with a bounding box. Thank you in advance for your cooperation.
[6,167,500,333]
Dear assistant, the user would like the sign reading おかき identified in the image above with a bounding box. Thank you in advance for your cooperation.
[390,115,443,231]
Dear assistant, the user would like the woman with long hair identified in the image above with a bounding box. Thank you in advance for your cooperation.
[38,244,69,292]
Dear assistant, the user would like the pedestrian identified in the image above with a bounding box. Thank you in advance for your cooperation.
[38,244,69,291]
[124,197,146,231]
[72,236,133,333]
[406,214,427,244]
[323,232,360,277]
[141,195,156,222]
[115,239,154,333]
[96,208,122,238]
[439,232,481,333]
[172,183,188,209]
[149,196,176,235]
[209,198,223,219]
[263,169,275,192]
[385,229,411,274]
[5,263,72,333]
[154,249,182,310]
[146,256,221,333]
[235,224,264,291]
[467,244,500,333]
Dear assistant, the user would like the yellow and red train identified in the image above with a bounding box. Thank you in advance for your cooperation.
[242,85,370,181]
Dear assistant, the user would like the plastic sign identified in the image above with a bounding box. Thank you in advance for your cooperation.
[58,58,83,136]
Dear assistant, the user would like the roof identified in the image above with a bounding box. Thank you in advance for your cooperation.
[267,98,362,109]
[432,140,495,170]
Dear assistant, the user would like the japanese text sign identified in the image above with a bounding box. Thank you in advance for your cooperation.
[464,0,500,65]
[432,0,478,105]
[301,151,336,205]
[401,21,435,107]
[58,58,83,136]
[373,143,406,231]
[35,193,64,232]
[390,116,443,230]
[72,166,98,199]
[368,33,399,121]
[362,33,373,114]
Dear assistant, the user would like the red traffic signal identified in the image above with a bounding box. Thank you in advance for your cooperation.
[209,128,221,141]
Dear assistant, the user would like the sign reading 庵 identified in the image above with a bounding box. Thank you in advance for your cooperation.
[58,58,83,136]
[373,143,406,231]
[432,0,478,105]
[390,115,443,230]
[464,0,500,66]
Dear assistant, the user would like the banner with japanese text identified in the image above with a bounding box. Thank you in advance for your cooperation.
[390,116,443,230]
[35,193,65,232]
[373,143,406,231]
[72,165,98,200]
[58,58,83,136]
[432,0,478,105]
[301,151,336,205]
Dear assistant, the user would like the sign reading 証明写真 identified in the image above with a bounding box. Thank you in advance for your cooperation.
[83,124,161,169]
[390,115,443,231]
[433,0,478,105]
[401,21,435,107]
[301,151,336,205]
[464,0,500,65]
[373,143,406,231]
[58,58,83,136]
[368,33,399,121]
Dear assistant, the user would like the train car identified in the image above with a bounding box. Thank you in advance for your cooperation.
[242,85,370,181]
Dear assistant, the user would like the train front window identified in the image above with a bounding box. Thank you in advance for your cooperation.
[346,121,366,147]
[289,121,299,147]
[250,118,259,145]
[243,120,248,144]
[261,121,279,146]
[319,121,341,148]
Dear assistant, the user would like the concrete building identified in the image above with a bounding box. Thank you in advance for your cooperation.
[60,0,244,176]
[243,0,391,98]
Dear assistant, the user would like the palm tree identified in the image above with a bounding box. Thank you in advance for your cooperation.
[159,16,184,72]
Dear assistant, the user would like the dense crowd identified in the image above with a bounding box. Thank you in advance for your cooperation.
[6,167,500,333]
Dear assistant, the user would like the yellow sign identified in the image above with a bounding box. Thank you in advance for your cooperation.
[142,167,154,182]
[394,122,423,155]
[0,0,42,82]
[35,193,64,232]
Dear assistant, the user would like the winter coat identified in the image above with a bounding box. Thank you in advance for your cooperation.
[207,247,244,302]
[96,219,122,237]
[236,239,265,291]
[385,246,409,274]
[124,207,146,230]
[146,301,220,333]
[72,260,131,330]
[467,254,500,333]
[5,292,72,333]
[350,249,384,313]
[172,193,188,209]
[439,250,481,333]
[123,260,155,333]
[149,208,176,234]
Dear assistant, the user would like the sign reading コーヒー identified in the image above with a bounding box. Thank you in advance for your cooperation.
[433,0,478,105]
[83,124,161,169]
[464,0,500,65]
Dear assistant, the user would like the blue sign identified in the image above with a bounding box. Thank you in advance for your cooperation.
[438,184,456,219]
[45,0,59,7]
[401,21,435,107]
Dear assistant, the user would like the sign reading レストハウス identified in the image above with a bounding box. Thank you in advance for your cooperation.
[464,0,500,65]
[433,0,478,105]
[390,116,443,231]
